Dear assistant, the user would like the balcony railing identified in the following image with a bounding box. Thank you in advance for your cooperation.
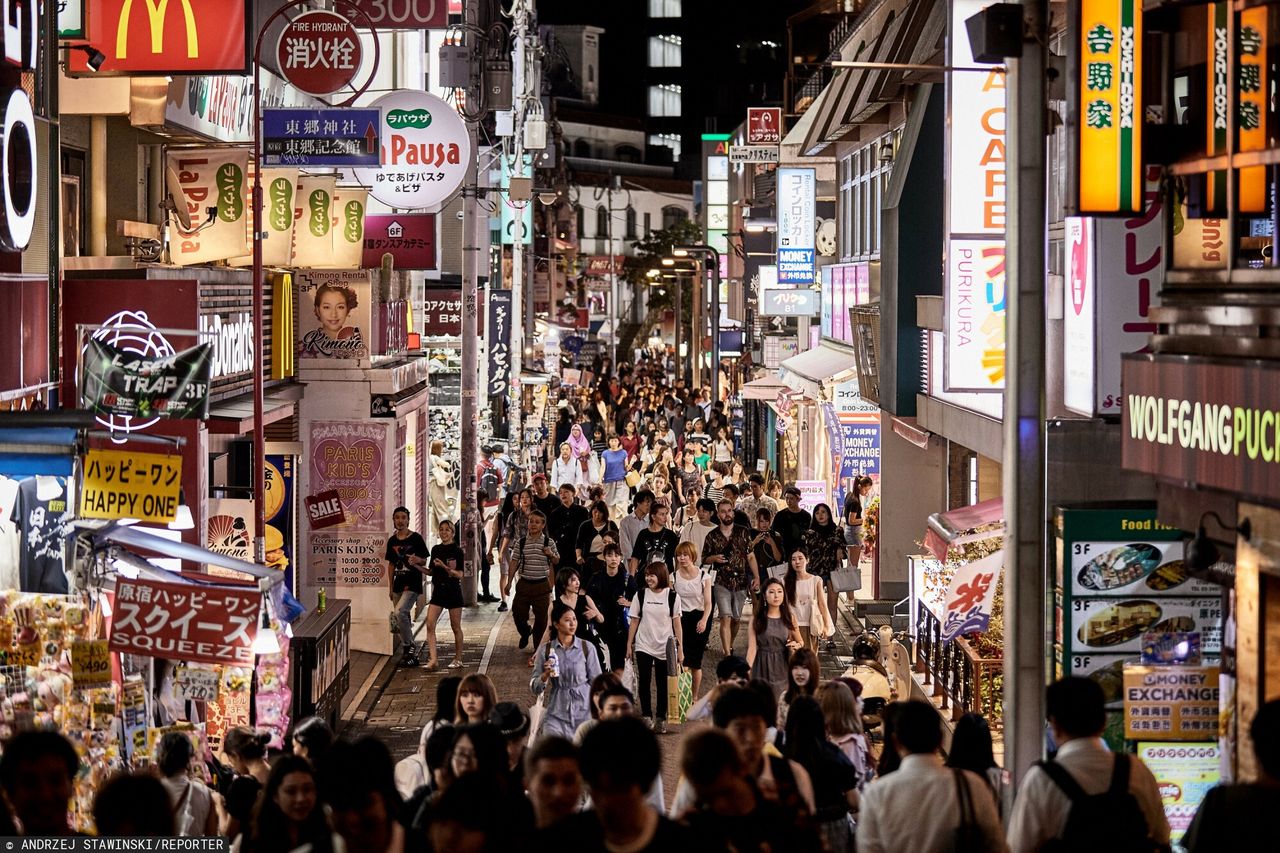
[914,604,1004,727]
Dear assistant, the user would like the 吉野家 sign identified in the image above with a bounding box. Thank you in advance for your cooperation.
[109,578,262,666]
[1071,0,1144,215]
[362,214,437,269]
[73,0,250,75]
[1123,665,1219,740]
[277,10,362,97]
[80,338,213,422]
[759,289,820,317]
[263,109,381,168]
[747,107,782,144]
[777,167,816,285]
[729,146,780,164]
[81,448,183,523]
[353,90,471,210]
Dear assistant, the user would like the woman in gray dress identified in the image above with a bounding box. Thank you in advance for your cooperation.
[747,578,804,698]
[531,602,603,739]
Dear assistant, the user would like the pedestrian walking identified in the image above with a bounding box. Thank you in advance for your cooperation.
[601,435,630,518]
[510,510,559,665]
[0,731,78,838]
[385,506,429,666]
[856,700,1006,853]
[819,680,874,792]
[529,473,560,517]
[568,424,593,491]
[703,498,760,655]
[526,737,583,830]
[784,696,861,852]
[786,547,835,652]
[583,543,635,676]
[677,497,717,565]
[947,713,1008,819]
[531,602,604,740]
[778,647,820,728]
[423,519,466,671]
[498,489,533,610]
[240,755,337,853]
[672,540,713,699]
[624,561,683,733]
[92,774,174,838]
[843,475,874,569]
[629,501,679,576]
[539,567,608,669]
[574,500,618,579]
[1184,699,1280,853]
[738,473,779,523]
[747,577,804,699]
[550,442,582,493]
[489,702,532,793]
[1006,677,1169,853]
[155,731,218,837]
[618,490,653,569]
[454,673,498,725]
[805,503,847,650]
[749,507,786,578]
[290,717,334,764]
[677,448,703,507]
[548,483,590,572]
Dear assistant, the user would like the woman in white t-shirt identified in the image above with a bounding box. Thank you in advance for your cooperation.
[624,561,684,734]
[156,732,218,838]
[671,541,713,699]
[784,547,835,653]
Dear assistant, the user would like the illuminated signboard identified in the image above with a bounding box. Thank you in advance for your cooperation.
[945,0,1006,392]
[777,167,816,285]
[353,90,470,210]
[1071,0,1143,215]
[0,0,37,252]
[759,289,820,317]
[1206,2,1229,213]
[1238,6,1268,213]
[71,0,250,75]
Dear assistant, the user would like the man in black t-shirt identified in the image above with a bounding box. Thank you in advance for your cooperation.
[548,484,590,573]
[629,503,679,575]
[771,487,812,556]
[386,506,430,665]
[529,473,561,518]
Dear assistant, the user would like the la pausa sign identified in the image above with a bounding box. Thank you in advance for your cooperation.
[355,91,471,210]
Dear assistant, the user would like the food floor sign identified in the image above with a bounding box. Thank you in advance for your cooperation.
[1052,505,1221,704]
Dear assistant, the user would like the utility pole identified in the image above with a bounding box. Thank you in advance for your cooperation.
[460,0,483,606]
[507,0,539,467]
[1003,0,1048,786]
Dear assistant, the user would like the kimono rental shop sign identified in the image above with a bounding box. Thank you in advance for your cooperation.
[108,578,261,665]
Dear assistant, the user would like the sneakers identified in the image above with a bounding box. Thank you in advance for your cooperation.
[399,651,420,667]
[479,593,498,603]
[826,639,838,652]
[518,629,531,649]
[497,601,508,612]
[655,719,668,734]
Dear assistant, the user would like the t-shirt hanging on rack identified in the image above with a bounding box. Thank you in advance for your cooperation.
[12,476,72,594]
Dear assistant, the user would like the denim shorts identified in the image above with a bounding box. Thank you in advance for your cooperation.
[713,585,747,619]
[844,525,863,547]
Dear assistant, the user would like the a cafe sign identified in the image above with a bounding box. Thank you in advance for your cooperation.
[1122,353,1280,502]
[1070,0,1143,215]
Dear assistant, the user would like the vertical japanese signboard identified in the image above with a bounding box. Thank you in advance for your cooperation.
[1238,6,1269,213]
[1071,0,1143,215]
[945,0,1006,392]
[487,289,513,398]
[1205,2,1229,213]
[776,167,816,285]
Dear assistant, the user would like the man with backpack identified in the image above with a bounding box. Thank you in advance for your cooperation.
[1007,677,1170,853]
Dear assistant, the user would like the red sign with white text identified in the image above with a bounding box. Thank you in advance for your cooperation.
[109,578,261,665]
[362,215,437,269]
[305,490,346,529]
[277,10,362,96]
[70,0,249,75]
[352,0,447,29]
[747,108,782,144]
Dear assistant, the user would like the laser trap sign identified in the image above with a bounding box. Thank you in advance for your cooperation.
[353,90,470,210]
[81,448,183,523]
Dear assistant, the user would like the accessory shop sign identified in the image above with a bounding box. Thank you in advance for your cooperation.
[353,90,471,210]
[80,338,213,421]
[109,577,261,666]
[0,0,38,252]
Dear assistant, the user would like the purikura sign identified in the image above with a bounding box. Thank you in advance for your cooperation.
[353,90,470,210]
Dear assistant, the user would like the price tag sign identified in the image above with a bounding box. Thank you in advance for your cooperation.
[72,640,112,689]
[173,664,221,703]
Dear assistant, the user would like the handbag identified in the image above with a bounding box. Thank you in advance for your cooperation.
[951,769,987,853]
[766,563,788,581]
[625,469,643,488]
[830,567,862,593]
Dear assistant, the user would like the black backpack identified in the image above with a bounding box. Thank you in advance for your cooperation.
[1037,754,1158,853]
[480,464,500,502]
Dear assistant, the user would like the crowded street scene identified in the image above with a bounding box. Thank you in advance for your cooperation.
[0,0,1278,850]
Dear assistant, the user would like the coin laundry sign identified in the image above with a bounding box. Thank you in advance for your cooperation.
[1071,0,1143,215]
[0,0,38,252]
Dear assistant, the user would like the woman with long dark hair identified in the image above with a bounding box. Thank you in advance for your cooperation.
[575,501,619,577]
[746,577,803,698]
[946,712,1006,817]
[783,696,860,853]
[778,647,820,728]
[784,547,835,653]
[242,756,336,853]
[803,503,846,651]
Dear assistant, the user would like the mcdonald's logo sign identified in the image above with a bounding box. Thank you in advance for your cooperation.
[70,0,249,75]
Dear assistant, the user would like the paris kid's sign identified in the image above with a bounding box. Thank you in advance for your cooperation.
[72,0,250,75]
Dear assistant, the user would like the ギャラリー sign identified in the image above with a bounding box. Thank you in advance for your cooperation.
[81,448,182,523]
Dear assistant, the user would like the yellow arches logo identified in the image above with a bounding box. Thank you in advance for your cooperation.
[117,0,199,59]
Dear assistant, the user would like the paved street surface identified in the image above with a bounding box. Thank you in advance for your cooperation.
[342,594,865,807]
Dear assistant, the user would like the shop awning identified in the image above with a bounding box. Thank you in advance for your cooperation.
[780,342,859,400]
[0,427,79,477]
[924,497,1004,560]
[799,0,943,156]
[100,524,282,585]
[206,397,297,435]
[742,374,798,401]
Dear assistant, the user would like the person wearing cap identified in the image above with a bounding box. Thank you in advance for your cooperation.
[489,702,532,793]
[529,473,560,518]
[772,486,813,557]
[685,655,752,722]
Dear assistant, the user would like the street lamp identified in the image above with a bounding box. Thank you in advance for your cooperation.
[673,245,722,404]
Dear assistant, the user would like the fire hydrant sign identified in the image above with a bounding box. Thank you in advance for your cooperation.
[81,448,183,523]
[353,90,471,210]
[1123,665,1220,740]
[277,10,362,96]
[109,578,261,666]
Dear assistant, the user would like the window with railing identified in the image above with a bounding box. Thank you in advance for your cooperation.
[596,205,609,239]
[625,207,637,239]
[650,132,682,161]
[662,205,687,230]
[649,35,682,68]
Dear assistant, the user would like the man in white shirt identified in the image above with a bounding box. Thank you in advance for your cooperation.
[1006,677,1170,853]
[857,700,1007,853]
[618,490,653,568]
[678,498,718,565]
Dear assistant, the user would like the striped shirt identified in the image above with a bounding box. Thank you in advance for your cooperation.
[515,534,558,582]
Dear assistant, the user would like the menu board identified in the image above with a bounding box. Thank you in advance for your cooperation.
[1069,539,1218,598]
[1072,597,1222,655]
